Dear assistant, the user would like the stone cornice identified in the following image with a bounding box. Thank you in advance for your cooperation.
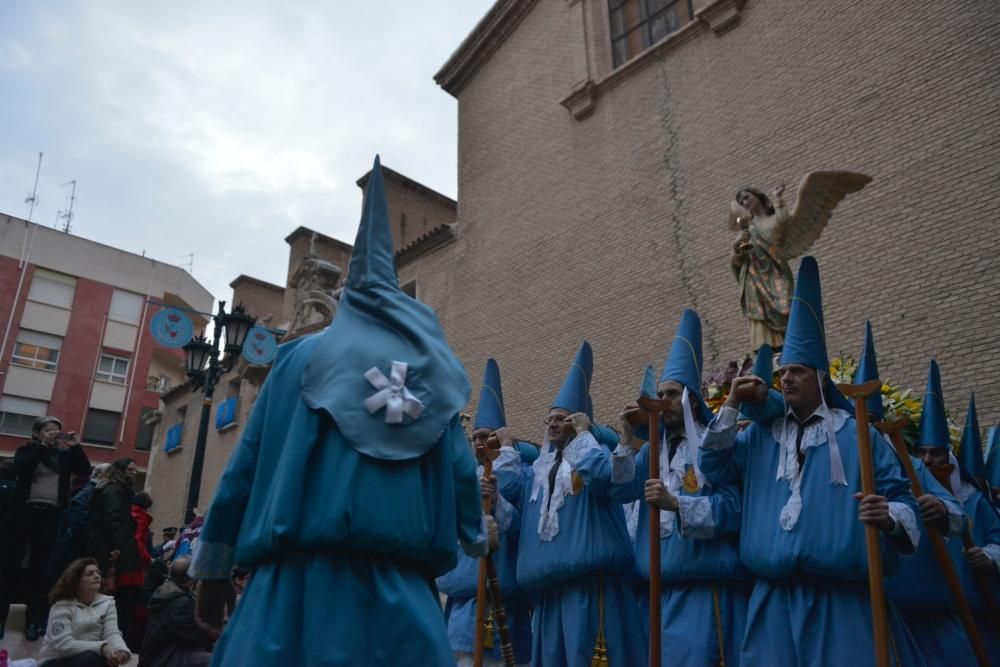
[434,0,541,97]
[396,223,458,268]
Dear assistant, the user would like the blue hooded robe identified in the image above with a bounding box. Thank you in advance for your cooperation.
[190,157,485,666]
[609,310,750,666]
[436,358,532,665]
[859,331,976,664]
[512,342,646,667]
[700,258,926,667]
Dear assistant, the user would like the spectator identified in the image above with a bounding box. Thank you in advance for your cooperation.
[4,417,91,641]
[49,464,111,584]
[118,491,154,650]
[38,558,131,667]
[85,459,139,643]
[0,458,19,640]
[151,527,177,559]
[139,557,215,667]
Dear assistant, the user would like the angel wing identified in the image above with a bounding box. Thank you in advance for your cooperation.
[775,171,872,259]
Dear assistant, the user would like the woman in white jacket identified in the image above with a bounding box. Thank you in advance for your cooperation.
[38,558,131,666]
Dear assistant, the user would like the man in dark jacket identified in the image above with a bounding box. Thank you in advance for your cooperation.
[4,415,90,640]
[0,458,20,640]
[140,557,215,667]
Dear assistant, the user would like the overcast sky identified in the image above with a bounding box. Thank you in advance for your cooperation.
[0,1,493,302]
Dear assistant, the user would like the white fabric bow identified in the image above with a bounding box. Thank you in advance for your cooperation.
[363,361,424,424]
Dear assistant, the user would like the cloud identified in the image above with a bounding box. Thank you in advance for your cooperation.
[0,0,492,302]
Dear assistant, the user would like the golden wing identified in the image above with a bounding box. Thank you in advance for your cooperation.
[775,171,872,259]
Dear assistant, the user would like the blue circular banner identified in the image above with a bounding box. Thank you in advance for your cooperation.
[242,326,278,365]
[150,308,194,348]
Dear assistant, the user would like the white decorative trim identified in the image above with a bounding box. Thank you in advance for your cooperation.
[677,495,715,539]
[530,431,601,541]
[363,361,424,424]
[955,473,976,505]
[623,500,641,542]
[701,407,738,451]
[888,501,920,551]
[494,494,515,533]
[944,497,965,539]
[189,540,234,580]
[983,544,1000,573]
[492,447,521,474]
[611,447,636,484]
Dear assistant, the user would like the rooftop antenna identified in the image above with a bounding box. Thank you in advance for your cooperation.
[57,180,77,233]
[24,152,43,222]
[179,253,194,273]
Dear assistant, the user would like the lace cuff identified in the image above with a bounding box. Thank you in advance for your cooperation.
[189,540,235,580]
[493,447,521,474]
[888,501,920,551]
[611,449,636,484]
[983,544,1000,573]
[677,495,715,539]
[944,501,964,539]
[460,515,489,558]
[494,494,515,533]
[701,407,738,451]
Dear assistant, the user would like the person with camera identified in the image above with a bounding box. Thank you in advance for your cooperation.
[2,416,91,641]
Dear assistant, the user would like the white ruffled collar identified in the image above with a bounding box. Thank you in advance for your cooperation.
[772,407,851,531]
[530,431,600,541]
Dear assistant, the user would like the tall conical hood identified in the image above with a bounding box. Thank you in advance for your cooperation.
[658,309,713,423]
[986,426,1000,490]
[740,343,773,421]
[852,321,884,421]
[346,155,398,289]
[552,341,593,418]
[779,256,851,411]
[474,358,506,431]
[301,155,470,461]
[640,364,657,399]
[916,360,950,449]
[958,393,987,484]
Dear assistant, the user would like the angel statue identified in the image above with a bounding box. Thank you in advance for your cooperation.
[729,170,872,351]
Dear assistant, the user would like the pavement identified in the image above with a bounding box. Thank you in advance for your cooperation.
[1,604,139,666]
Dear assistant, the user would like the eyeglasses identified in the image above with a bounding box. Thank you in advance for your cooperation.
[542,417,568,426]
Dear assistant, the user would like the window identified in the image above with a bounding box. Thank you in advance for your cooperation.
[11,329,62,371]
[27,269,76,309]
[400,213,408,242]
[135,407,156,451]
[0,396,48,437]
[146,374,171,393]
[609,0,691,67]
[96,354,130,385]
[83,408,120,446]
[109,290,144,325]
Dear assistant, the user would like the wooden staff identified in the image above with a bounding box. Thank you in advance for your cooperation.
[838,380,890,667]
[875,418,991,667]
[474,436,516,667]
[637,396,672,667]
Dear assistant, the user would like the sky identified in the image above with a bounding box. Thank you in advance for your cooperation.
[0,1,494,302]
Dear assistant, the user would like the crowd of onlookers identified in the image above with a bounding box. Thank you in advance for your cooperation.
[0,416,247,666]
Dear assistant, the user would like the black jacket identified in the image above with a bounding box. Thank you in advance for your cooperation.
[86,480,139,573]
[13,440,91,508]
[139,580,215,667]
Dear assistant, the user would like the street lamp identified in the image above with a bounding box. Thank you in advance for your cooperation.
[181,300,256,524]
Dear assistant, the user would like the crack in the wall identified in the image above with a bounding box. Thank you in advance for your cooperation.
[655,60,721,365]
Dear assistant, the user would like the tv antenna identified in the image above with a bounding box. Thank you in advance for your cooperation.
[24,152,43,222]
[178,253,194,273]
[57,180,77,233]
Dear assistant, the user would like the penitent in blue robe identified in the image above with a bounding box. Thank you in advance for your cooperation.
[955,482,1000,664]
[609,433,750,666]
[189,334,486,667]
[436,450,532,665]
[513,431,646,667]
[700,407,927,667]
[885,456,975,666]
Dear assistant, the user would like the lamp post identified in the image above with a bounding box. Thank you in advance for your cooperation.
[181,301,255,524]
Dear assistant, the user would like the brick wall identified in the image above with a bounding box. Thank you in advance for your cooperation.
[422,0,1000,440]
